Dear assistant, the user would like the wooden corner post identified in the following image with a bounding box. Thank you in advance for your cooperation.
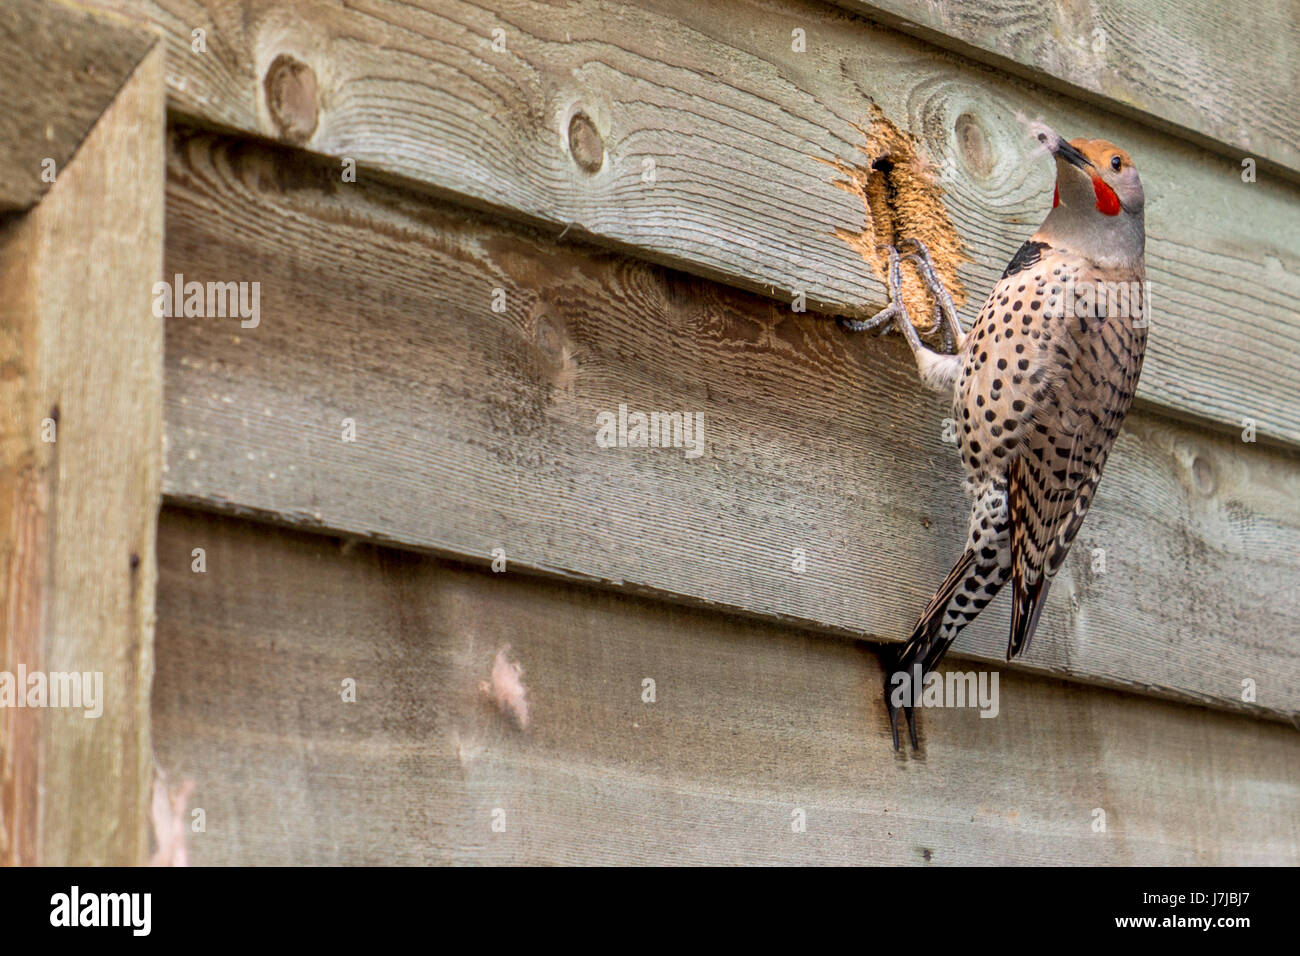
[0,0,164,866]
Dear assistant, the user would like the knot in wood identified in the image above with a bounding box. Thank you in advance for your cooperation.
[1191,455,1216,495]
[955,112,993,178]
[264,54,319,145]
[568,111,604,173]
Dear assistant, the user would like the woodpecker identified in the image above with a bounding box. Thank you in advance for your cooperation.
[841,124,1148,749]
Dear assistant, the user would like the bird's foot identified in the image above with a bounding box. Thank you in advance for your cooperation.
[837,240,965,358]
[898,237,965,354]
[837,244,911,336]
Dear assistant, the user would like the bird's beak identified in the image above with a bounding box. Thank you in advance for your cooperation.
[1051,138,1092,171]
[1032,124,1094,172]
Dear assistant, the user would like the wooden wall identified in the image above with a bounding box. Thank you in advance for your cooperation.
[161,128,1300,723]
[93,0,1300,442]
[0,0,1295,864]
[154,507,1299,865]
[152,123,1300,862]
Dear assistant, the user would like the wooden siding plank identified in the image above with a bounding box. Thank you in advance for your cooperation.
[91,0,1300,444]
[160,128,1300,722]
[0,45,165,865]
[152,507,1300,865]
[0,0,157,212]
[831,0,1300,178]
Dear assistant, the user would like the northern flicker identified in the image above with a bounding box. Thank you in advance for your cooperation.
[842,124,1147,749]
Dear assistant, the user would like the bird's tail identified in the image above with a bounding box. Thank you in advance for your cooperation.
[1008,573,1051,659]
[897,548,977,667]
[884,548,978,749]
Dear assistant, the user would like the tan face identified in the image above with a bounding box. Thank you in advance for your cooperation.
[1055,138,1145,216]
[1029,122,1146,265]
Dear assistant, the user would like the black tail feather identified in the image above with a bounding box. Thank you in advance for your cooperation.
[897,548,976,664]
[1008,574,1050,660]
[885,549,977,749]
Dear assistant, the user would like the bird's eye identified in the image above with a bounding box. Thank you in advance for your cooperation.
[1110,155,1122,171]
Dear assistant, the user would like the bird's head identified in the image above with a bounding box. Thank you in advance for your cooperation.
[1031,124,1145,269]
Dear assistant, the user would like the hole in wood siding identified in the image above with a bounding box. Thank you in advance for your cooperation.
[827,106,969,335]
[864,156,899,246]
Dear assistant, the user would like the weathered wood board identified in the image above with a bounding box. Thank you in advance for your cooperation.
[92,0,1300,444]
[0,0,158,211]
[0,44,165,866]
[152,507,1300,865]
[833,0,1300,178]
[161,129,1300,722]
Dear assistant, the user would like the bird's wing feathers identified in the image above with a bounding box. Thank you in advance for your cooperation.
[1007,455,1051,659]
[1000,259,1146,658]
[957,245,1145,660]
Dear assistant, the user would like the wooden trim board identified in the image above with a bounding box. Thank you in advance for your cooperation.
[0,44,165,866]
[0,0,158,212]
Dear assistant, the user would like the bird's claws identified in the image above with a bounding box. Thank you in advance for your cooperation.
[899,237,965,354]
[838,244,910,336]
[837,312,896,335]
[839,239,964,355]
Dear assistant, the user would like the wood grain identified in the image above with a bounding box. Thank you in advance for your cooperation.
[0,0,157,211]
[91,0,1300,443]
[0,45,165,865]
[833,0,1300,177]
[161,129,1300,722]
[152,507,1300,865]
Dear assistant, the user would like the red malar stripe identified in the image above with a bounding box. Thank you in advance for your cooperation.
[1092,178,1121,215]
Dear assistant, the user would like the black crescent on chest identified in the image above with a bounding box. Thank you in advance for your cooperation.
[1001,240,1052,279]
